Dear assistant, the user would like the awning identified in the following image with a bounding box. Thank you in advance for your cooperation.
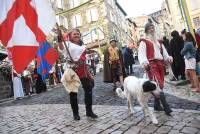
[86,39,107,49]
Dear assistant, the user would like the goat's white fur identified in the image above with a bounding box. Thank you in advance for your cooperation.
[116,76,160,124]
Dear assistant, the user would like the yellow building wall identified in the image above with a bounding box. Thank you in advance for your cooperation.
[186,0,200,29]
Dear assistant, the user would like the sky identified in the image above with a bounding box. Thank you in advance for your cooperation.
[118,0,165,18]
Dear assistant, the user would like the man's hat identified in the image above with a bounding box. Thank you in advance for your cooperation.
[144,19,154,33]
[109,38,117,43]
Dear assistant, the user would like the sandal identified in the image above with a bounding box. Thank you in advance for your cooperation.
[191,88,200,93]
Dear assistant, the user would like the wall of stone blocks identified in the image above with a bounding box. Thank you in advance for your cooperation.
[0,72,13,100]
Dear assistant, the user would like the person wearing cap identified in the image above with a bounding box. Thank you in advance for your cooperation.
[138,20,173,116]
[103,38,126,91]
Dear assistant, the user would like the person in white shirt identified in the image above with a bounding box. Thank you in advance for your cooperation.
[138,20,173,116]
[13,71,24,99]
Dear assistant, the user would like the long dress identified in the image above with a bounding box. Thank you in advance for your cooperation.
[13,76,24,99]
[169,32,185,79]
[34,68,47,94]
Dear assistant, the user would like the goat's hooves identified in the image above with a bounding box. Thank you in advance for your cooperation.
[152,120,158,125]
[129,110,135,115]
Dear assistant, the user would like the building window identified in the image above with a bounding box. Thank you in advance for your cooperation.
[107,0,114,7]
[56,16,68,29]
[63,18,68,29]
[56,16,60,25]
[91,28,98,41]
[82,27,104,44]
[72,14,82,28]
[193,17,200,27]
[70,0,80,8]
[189,0,200,11]
[97,26,104,40]
[82,31,92,44]
[56,15,63,26]
[86,8,98,23]
[110,11,114,22]
[57,0,63,9]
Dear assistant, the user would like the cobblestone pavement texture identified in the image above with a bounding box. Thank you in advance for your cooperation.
[1,73,200,110]
[0,73,200,134]
[1,104,200,134]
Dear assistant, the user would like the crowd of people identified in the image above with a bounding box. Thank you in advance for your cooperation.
[13,60,65,100]
[11,20,200,121]
[163,29,200,92]
[102,21,200,119]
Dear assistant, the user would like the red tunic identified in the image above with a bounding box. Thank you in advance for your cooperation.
[140,38,163,60]
[74,51,90,79]
[140,39,165,89]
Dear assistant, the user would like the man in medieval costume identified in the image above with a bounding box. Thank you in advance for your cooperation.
[138,20,173,116]
[103,38,126,91]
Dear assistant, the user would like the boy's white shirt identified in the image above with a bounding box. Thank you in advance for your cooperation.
[58,41,86,62]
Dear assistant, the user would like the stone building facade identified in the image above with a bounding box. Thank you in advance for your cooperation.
[0,66,12,100]
[128,6,173,42]
[166,0,200,31]
[51,0,130,48]
[149,7,173,38]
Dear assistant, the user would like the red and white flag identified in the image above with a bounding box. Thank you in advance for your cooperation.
[0,0,56,73]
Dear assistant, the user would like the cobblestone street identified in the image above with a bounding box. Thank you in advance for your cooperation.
[0,73,200,134]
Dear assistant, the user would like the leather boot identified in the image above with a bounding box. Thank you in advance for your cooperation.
[70,92,80,120]
[154,97,163,111]
[85,90,98,118]
[160,92,172,116]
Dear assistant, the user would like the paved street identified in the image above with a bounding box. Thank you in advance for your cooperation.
[0,73,200,134]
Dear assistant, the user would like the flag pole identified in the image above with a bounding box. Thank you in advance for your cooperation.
[11,65,14,82]
[180,0,195,38]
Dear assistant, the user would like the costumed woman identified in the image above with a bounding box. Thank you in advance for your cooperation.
[58,28,98,120]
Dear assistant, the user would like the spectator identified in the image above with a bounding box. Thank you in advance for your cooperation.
[13,71,24,99]
[181,32,200,93]
[163,36,170,54]
[34,67,47,94]
[194,29,200,49]
[123,44,135,75]
[103,38,126,91]
[90,54,96,75]
[169,30,185,80]
[22,69,31,96]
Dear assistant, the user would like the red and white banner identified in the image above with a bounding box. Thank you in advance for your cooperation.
[0,0,56,73]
